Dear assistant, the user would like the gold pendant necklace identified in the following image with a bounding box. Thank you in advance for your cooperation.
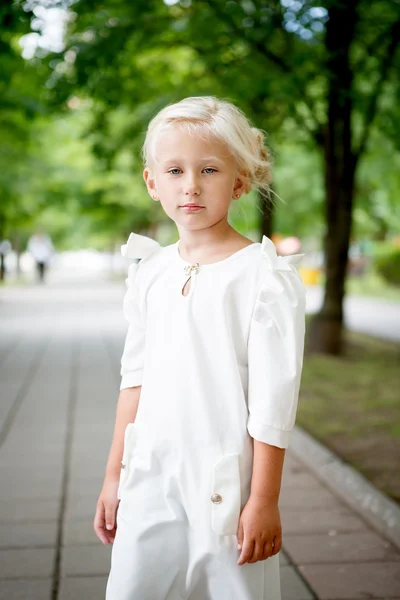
[182,263,200,296]
[183,263,200,276]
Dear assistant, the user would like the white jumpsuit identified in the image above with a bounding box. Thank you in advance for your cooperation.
[106,233,306,600]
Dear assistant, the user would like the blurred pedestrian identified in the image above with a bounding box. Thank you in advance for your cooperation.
[94,96,306,600]
[27,230,54,283]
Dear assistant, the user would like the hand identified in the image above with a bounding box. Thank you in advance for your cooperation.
[93,476,120,545]
[236,496,282,565]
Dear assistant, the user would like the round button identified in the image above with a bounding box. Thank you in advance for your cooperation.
[211,493,223,504]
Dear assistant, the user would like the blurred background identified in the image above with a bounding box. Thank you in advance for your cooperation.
[0,1,399,598]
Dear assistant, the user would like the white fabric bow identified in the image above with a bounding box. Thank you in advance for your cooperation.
[121,233,162,260]
[261,235,304,271]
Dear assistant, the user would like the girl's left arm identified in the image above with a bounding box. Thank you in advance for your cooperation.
[238,247,307,566]
[237,441,285,565]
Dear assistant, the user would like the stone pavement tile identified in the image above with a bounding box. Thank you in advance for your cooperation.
[281,453,302,468]
[299,562,400,599]
[1,481,61,501]
[72,424,113,438]
[0,579,52,600]
[70,450,109,465]
[282,472,323,489]
[0,382,20,424]
[69,458,108,473]
[0,464,62,482]
[281,506,368,535]
[68,477,104,496]
[280,549,290,566]
[282,455,303,473]
[281,566,315,600]
[5,424,67,439]
[284,532,400,564]
[2,438,66,455]
[0,466,63,498]
[0,547,56,578]
[279,487,342,509]
[59,575,108,600]
[0,522,58,548]
[65,492,98,519]
[72,438,112,453]
[63,518,98,546]
[0,498,59,523]
[281,462,296,475]
[68,462,105,480]
[0,455,64,471]
[61,544,112,576]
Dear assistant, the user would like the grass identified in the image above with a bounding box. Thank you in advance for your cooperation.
[345,270,400,303]
[297,327,400,503]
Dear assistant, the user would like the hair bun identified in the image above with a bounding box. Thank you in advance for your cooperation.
[250,127,272,187]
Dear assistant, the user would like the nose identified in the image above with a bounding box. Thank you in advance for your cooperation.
[183,173,201,196]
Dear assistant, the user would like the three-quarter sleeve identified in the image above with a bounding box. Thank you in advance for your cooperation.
[246,238,306,449]
[119,232,162,390]
[120,261,146,390]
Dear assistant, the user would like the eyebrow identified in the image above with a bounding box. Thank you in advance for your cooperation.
[162,156,225,165]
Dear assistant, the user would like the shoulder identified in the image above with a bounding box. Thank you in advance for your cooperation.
[245,236,307,333]
[252,235,306,303]
[121,232,173,284]
[121,232,163,262]
[258,235,305,274]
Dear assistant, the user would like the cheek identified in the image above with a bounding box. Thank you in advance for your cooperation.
[159,175,177,189]
[209,177,234,196]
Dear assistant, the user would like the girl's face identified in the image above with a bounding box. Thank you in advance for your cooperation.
[143,126,244,231]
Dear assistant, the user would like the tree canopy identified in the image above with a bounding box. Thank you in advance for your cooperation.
[1,0,400,353]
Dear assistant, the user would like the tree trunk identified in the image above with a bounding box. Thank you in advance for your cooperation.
[16,252,21,278]
[0,213,5,282]
[12,233,22,278]
[308,0,359,355]
[0,255,5,282]
[259,187,274,240]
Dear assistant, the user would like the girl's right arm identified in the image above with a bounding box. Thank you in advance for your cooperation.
[93,386,141,545]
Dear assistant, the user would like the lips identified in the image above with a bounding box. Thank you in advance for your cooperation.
[181,204,203,208]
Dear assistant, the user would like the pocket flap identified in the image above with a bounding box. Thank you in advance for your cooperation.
[118,422,137,500]
[121,422,136,464]
[211,454,241,536]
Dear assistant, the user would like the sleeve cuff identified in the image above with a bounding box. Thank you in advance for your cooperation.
[120,371,143,390]
[247,414,291,449]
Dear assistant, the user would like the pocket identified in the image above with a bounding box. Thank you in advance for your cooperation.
[117,422,137,500]
[211,454,241,536]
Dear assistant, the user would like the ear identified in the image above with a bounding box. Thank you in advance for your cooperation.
[143,168,159,201]
[232,171,247,200]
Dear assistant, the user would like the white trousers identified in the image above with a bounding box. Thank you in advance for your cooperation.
[105,425,281,600]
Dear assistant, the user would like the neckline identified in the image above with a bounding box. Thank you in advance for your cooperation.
[174,239,260,268]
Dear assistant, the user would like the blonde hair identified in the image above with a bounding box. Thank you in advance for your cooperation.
[141,96,272,195]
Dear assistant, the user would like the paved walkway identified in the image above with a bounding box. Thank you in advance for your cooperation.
[305,286,400,342]
[0,278,399,599]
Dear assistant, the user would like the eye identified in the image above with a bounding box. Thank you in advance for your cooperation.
[203,168,217,174]
[168,168,181,175]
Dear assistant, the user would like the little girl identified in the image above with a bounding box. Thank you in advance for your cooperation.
[94,96,306,600]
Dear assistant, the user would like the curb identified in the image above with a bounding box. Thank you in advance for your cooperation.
[290,425,400,551]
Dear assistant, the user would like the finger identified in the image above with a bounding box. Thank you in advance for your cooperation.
[262,541,273,560]
[271,534,282,556]
[93,504,109,545]
[237,537,254,566]
[105,502,117,533]
[236,519,244,550]
[248,540,264,564]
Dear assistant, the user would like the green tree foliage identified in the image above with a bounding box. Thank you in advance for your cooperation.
[0,1,39,240]
[2,1,400,356]
[46,0,399,353]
